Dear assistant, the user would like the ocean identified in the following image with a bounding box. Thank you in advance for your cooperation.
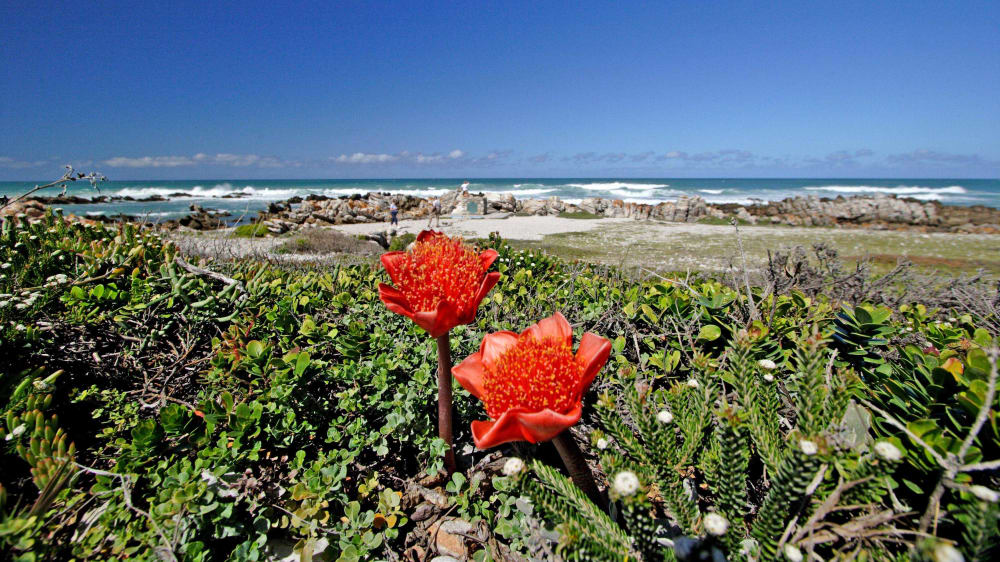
[1,178,997,223]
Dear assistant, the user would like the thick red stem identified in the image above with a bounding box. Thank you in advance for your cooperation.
[436,333,457,474]
[552,430,607,511]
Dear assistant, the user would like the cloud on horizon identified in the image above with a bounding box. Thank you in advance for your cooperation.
[102,153,294,168]
[3,147,996,176]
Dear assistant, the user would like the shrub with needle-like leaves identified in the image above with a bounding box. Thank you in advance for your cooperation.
[515,329,917,560]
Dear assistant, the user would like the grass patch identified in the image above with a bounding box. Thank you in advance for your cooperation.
[273,228,381,255]
[557,210,603,220]
[512,222,1000,276]
[696,216,755,226]
[388,232,416,251]
[231,223,269,238]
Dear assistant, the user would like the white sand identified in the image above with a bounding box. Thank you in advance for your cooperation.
[322,215,635,241]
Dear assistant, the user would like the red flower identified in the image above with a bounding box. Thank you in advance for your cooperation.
[453,312,612,449]
[379,230,501,338]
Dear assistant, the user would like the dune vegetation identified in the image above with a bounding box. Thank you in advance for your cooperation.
[1,210,998,561]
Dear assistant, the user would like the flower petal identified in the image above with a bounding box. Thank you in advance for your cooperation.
[380,252,409,286]
[479,248,499,269]
[516,403,583,442]
[525,311,572,346]
[453,351,487,400]
[480,331,519,365]
[576,332,612,391]
[416,230,442,243]
[411,299,461,338]
[459,271,501,324]
[378,283,414,319]
[471,404,582,449]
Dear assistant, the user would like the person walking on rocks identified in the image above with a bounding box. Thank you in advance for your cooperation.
[460,180,470,197]
[427,197,442,228]
[389,201,399,226]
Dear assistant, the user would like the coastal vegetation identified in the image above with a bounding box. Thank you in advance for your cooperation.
[1,207,998,561]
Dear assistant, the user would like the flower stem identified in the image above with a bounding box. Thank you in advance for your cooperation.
[436,333,457,474]
[552,431,606,510]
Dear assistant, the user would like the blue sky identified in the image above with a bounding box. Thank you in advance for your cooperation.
[1,0,998,179]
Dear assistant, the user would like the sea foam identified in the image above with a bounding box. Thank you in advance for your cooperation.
[803,185,966,195]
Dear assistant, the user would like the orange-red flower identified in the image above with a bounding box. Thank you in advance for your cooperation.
[453,312,611,449]
[379,230,501,338]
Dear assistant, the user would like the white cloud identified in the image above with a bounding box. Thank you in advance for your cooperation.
[334,152,399,164]
[102,153,290,168]
[332,149,469,165]
[0,156,50,169]
[103,155,196,168]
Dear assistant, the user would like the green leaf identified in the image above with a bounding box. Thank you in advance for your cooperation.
[246,340,264,360]
[294,352,311,377]
[698,324,722,341]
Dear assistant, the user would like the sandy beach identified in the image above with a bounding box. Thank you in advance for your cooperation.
[318,215,634,241]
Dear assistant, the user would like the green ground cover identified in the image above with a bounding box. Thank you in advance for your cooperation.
[512,221,1000,276]
[1,214,998,560]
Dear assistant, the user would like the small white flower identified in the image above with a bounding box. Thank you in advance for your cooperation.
[739,539,759,557]
[613,471,640,496]
[29,235,38,241]
[5,424,26,440]
[596,438,609,450]
[800,440,818,456]
[0,300,8,309]
[15,303,26,310]
[970,485,999,503]
[873,441,902,461]
[657,410,674,424]
[686,378,700,389]
[0,263,10,270]
[948,317,957,322]
[763,373,775,382]
[15,324,26,331]
[783,544,803,562]
[932,543,964,562]
[758,359,777,370]
[703,513,729,536]
[502,457,525,476]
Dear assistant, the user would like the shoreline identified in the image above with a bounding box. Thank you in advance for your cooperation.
[165,213,1000,276]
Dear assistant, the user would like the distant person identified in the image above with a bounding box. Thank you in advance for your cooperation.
[460,180,470,196]
[389,201,399,226]
[427,197,442,227]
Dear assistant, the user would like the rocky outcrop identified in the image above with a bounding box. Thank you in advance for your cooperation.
[737,194,941,227]
[9,189,1000,235]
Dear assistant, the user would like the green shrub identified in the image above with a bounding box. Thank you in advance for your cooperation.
[557,211,602,220]
[231,222,269,238]
[388,232,416,252]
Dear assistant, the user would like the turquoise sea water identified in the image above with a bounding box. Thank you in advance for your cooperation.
[1,178,997,223]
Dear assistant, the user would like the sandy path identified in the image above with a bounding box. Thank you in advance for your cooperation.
[321,215,634,241]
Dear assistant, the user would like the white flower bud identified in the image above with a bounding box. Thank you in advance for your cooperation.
[783,544,803,562]
[686,378,700,389]
[657,410,674,424]
[799,440,818,456]
[758,359,777,370]
[613,471,640,496]
[6,424,26,440]
[502,457,525,476]
[739,539,759,557]
[970,485,999,503]
[763,373,775,382]
[596,438,608,450]
[703,513,729,536]
[873,441,902,462]
[932,543,964,562]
